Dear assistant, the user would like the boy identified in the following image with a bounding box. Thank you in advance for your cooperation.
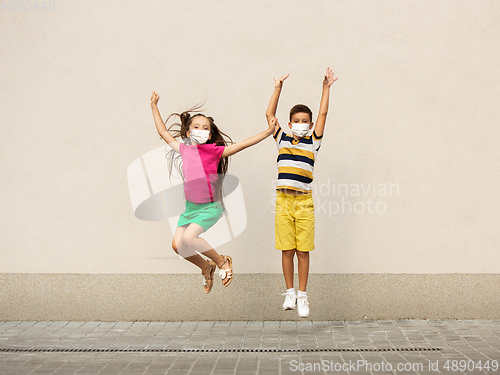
[266,68,337,318]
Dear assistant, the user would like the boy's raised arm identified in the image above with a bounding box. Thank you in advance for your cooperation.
[314,68,338,138]
[265,74,289,136]
[150,91,180,153]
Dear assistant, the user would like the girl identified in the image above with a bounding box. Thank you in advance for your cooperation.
[150,91,275,293]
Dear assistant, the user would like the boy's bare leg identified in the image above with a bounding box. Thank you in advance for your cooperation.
[296,250,310,292]
[282,249,296,289]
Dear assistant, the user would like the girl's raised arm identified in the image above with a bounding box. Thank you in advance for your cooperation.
[150,91,180,153]
[222,118,277,158]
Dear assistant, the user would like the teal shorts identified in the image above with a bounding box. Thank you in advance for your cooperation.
[177,200,224,231]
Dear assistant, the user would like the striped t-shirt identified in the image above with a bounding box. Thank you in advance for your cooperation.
[274,126,322,192]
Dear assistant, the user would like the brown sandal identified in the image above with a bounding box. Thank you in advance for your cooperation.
[202,261,216,294]
[217,256,233,287]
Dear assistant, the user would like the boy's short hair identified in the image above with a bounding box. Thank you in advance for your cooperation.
[289,104,313,122]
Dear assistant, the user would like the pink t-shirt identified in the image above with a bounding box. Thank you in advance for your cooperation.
[179,143,226,203]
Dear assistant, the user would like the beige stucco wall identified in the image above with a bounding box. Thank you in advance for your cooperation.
[2,274,499,321]
[1,0,499,281]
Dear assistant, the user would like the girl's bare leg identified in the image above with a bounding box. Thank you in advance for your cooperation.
[296,250,309,292]
[182,223,228,271]
[181,223,233,286]
[282,249,296,290]
[172,226,211,274]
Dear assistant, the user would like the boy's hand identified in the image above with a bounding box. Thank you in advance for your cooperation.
[323,67,338,87]
[150,91,160,106]
[273,74,290,89]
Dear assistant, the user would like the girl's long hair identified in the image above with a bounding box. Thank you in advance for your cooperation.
[165,104,233,206]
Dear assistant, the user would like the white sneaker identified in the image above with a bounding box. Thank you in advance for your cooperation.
[282,292,296,310]
[297,295,310,318]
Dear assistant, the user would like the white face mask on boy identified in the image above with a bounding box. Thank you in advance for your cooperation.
[189,129,210,144]
[291,123,310,138]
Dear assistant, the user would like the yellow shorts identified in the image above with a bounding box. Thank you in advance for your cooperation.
[275,190,315,252]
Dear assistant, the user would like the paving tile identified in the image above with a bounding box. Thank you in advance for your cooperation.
[1,320,500,374]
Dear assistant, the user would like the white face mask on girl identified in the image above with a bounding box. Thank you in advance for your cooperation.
[291,123,310,138]
[189,129,210,144]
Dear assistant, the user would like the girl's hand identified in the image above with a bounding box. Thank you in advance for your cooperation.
[323,67,338,87]
[273,74,290,89]
[150,91,160,106]
[268,117,279,135]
